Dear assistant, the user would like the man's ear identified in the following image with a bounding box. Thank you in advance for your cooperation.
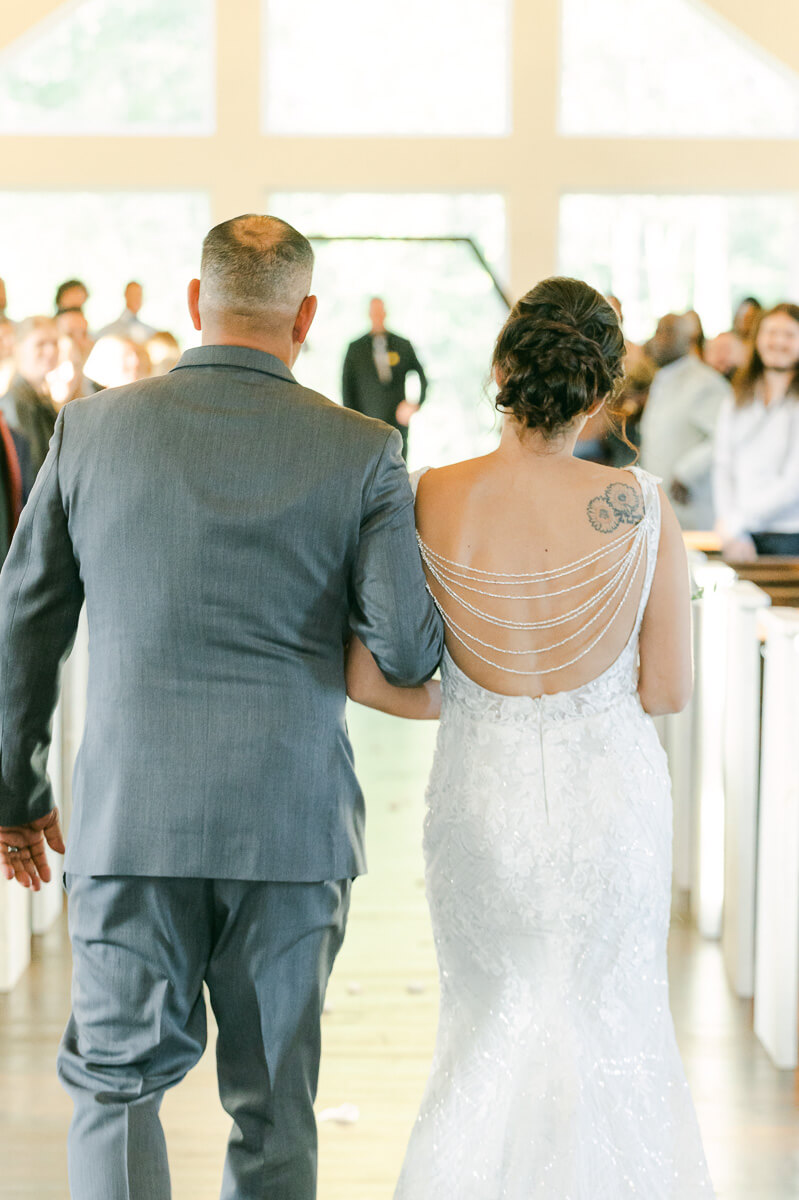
[293,295,318,346]
[187,278,202,331]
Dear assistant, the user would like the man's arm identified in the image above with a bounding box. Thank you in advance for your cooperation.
[349,430,443,685]
[407,341,427,407]
[0,408,84,830]
[671,379,727,497]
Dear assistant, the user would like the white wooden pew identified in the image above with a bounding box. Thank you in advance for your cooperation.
[754,608,799,1069]
[722,581,770,998]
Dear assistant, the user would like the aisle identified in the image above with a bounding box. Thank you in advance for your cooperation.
[0,703,797,1198]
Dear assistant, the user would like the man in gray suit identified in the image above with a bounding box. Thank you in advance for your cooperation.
[0,215,443,1199]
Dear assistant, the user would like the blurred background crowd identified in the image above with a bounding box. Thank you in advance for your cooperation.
[1,269,797,569]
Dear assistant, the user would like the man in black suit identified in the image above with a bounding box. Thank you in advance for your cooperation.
[342,297,427,459]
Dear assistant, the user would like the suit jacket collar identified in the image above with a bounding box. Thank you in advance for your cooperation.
[172,345,297,384]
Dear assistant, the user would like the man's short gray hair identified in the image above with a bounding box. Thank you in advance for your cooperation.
[200,215,314,322]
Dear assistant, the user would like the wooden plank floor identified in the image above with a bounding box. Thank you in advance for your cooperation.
[1,703,798,1198]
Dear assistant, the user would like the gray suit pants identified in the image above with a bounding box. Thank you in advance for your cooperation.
[57,875,351,1200]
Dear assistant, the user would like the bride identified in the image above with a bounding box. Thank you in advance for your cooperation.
[346,277,714,1198]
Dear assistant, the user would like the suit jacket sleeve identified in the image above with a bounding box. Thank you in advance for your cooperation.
[407,341,428,406]
[672,378,726,488]
[342,343,361,412]
[350,429,443,685]
[0,408,84,824]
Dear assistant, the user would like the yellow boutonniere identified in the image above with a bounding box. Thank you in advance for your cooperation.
[387,351,401,367]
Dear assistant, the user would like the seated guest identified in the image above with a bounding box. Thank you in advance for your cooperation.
[0,413,29,561]
[84,335,146,389]
[55,278,89,314]
[684,309,705,358]
[0,318,15,394]
[704,330,747,381]
[146,330,181,375]
[97,280,157,344]
[714,302,799,559]
[640,312,731,530]
[51,308,101,403]
[732,295,762,340]
[0,316,59,478]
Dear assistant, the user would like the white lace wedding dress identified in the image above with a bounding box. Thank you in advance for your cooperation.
[394,467,714,1199]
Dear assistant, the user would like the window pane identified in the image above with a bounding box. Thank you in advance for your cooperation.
[0,192,210,344]
[268,193,510,466]
[263,0,510,135]
[560,0,799,137]
[558,193,799,341]
[0,0,215,134]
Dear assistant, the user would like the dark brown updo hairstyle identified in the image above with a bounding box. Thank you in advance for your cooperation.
[492,277,626,438]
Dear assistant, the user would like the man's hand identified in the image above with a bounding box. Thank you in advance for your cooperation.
[395,400,419,428]
[670,478,691,506]
[722,535,758,563]
[0,809,66,890]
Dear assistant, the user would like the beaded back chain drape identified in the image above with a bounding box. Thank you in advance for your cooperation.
[416,486,649,678]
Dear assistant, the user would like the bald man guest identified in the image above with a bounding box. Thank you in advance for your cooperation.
[342,296,427,460]
[0,215,442,1200]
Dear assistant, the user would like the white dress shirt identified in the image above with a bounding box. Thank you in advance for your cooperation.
[713,391,799,539]
[371,333,392,383]
[639,355,731,530]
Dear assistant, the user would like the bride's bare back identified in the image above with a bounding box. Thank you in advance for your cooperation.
[415,434,690,708]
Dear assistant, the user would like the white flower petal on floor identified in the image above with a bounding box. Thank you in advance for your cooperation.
[317,1103,360,1125]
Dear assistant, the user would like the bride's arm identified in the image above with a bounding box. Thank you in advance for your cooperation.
[637,488,693,716]
[346,636,441,719]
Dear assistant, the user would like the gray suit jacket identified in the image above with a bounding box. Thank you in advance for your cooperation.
[0,345,443,881]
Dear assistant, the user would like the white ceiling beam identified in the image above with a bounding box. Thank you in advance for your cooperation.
[697,0,799,77]
[0,0,75,52]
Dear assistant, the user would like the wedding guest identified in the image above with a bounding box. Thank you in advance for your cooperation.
[50,309,101,405]
[598,294,657,466]
[684,309,705,357]
[0,412,28,561]
[704,330,747,381]
[0,316,59,476]
[97,280,158,344]
[0,319,15,394]
[732,295,762,340]
[714,302,799,559]
[342,297,427,460]
[0,276,9,321]
[83,335,144,389]
[146,330,181,375]
[55,279,89,314]
[639,312,730,530]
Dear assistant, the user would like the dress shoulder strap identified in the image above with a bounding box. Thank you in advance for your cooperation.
[626,466,662,634]
[409,465,431,500]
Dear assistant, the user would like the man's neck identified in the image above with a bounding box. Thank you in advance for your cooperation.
[371,326,386,337]
[201,332,293,368]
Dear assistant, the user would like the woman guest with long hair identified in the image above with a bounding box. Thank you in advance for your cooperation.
[714,302,799,559]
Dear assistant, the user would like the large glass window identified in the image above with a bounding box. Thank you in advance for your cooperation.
[268,193,509,467]
[558,193,799,342]
[0,0,215,134]
[0,192,211,344]
[560,0,799,137]
[262,0,510,136]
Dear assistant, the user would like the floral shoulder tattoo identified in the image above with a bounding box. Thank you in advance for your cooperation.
[586,482,644,533]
